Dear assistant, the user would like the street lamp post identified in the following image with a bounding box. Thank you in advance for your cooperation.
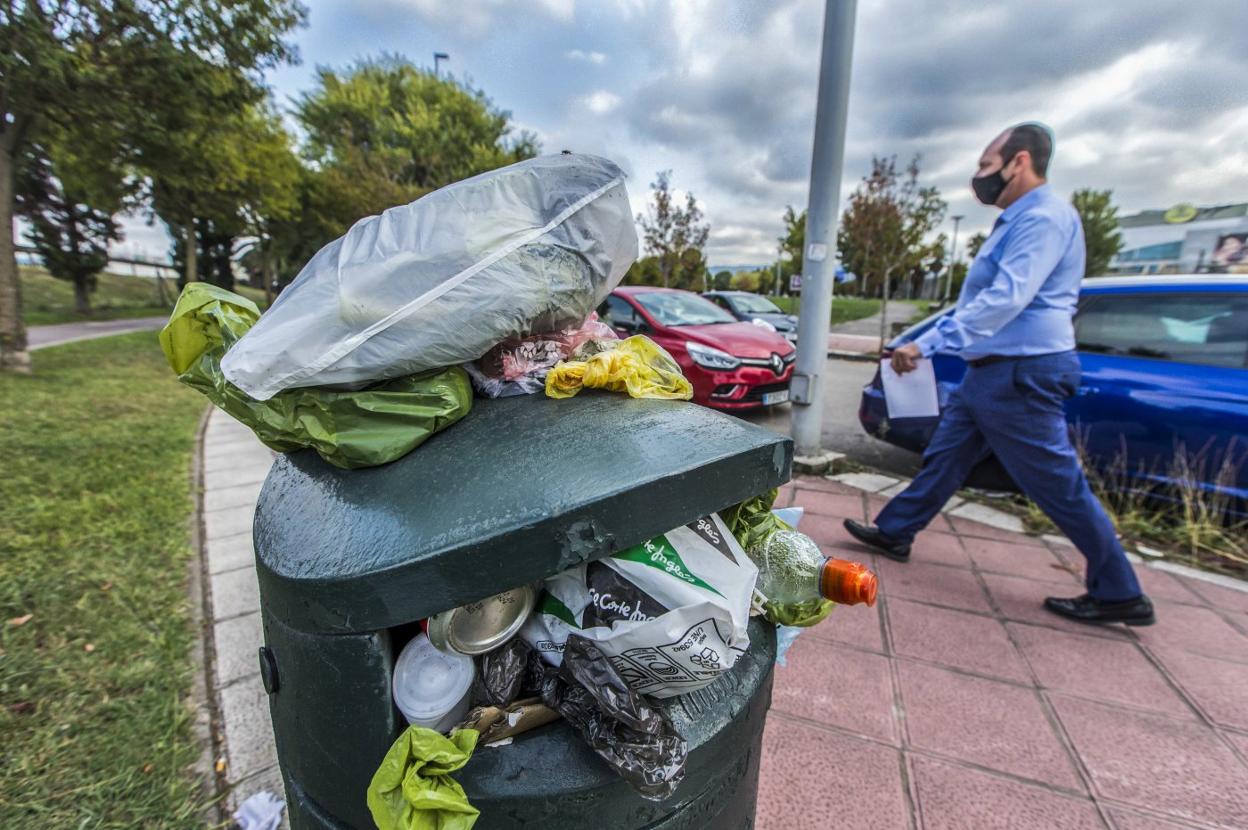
[791,0,858,460]
[942,214,964,305]
[434,52,449,76]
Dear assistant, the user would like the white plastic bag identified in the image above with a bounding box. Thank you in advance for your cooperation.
[221,154,637,400]
[520,514,758,699]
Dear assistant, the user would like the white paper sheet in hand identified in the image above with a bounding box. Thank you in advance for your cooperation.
[880,357,940,418]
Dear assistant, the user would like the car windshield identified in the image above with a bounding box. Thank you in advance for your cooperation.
[730,294,783,314]
[635,292,737,326]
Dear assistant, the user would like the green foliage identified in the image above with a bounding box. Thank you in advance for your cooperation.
[964,231,988,259]
[637,170,710,289]
[730,270,763,292]
[1072,188,1123,276]
[777,205,805,283]
[713,270,733,290]
[0,333,209,827]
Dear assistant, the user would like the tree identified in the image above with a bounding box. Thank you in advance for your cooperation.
[729,270,763,293]
[0,0,306,371]
[777,205,805,292]
[964,231,988,259]
[713,270,733,290]
[636,170,710,289]
[1072,188,1123,276]
[837,155,946,343]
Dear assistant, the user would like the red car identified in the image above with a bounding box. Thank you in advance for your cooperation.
[600,287,796,410]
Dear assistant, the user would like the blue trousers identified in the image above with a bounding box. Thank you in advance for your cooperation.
[875,351,1143,602]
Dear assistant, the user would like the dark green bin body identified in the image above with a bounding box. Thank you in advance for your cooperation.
[252,394,792,829]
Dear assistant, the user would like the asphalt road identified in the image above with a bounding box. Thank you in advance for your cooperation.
[27,316,167,350]
[739,356,924,479]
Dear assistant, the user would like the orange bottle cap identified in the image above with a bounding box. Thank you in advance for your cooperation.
[820,558,878,606]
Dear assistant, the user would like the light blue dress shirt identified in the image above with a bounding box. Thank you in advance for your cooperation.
[915,184,1085,360]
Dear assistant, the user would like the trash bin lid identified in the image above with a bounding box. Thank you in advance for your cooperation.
[254,394,792,633]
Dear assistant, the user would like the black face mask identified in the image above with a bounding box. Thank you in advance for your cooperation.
[971,160,1013,206]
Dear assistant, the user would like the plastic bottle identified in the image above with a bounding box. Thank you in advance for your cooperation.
[750,530,877,606]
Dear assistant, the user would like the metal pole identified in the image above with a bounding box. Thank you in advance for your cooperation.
[942,214,963,304]
[791,0,858,458]
[434,52,449,76]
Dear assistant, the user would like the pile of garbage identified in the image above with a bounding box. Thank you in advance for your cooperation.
[160,153,690,470]
[372,490,877,828]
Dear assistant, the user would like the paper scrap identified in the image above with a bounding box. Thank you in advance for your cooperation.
[880,358,940,419]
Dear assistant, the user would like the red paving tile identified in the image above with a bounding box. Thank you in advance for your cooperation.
[949,515,1028,541]
[1127,566,1206,606]
[1051,694,1248,828]
[790,475,863,496]
[909,530,972,568]
[887,598,1031,682]
[980,572,1135,640]
[873,557,993,614]
[963,536,1081,585]
[1106,809,1202,830]
[1007,622,1190,718]
[1133,601,1248,663]
[1153,648,1248,731]
[791,489,866,521]
[909,756,1103,830]
[756,716,909,830]
[1183,578,1248,614]
[801,512,866,554]
[771,638,898,744]
[897,661,1082,789]
[804,599,884,653]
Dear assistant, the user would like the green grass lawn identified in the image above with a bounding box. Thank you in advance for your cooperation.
[0,333,211,828]
[770,295,883,326]
[20,266,267,326]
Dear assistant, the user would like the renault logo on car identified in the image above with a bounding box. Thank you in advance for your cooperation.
[770,353,784,375]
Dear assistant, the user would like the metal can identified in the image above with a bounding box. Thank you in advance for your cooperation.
[426,585,536,656]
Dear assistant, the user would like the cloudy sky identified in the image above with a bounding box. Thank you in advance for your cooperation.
[115,0,1248,268]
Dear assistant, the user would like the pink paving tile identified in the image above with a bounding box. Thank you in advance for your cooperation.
[888,598,1031,682]
[1227,730,1248,763]
[910,530,972,568]
[1108,809,1207,830]
[804,600,884,653]
[1051,694,1248,828]
[803,513,870,556]
[910,756,1102,830]
[1008,622,1190,717]
[775,483,797,508]
[897,661,1081,789]
[949,514,1027,541]
[757,716,909,830]
[1153,648,1248,730]
[1133,601,1248,663]
[771,638,898,744]
[873,557,992,614]
[791,475,863,496]
[980,572,1134,641]
[1184,578,1248,614]
[791,489,866,521]
[963,535,1081,585]
[1129,566,1207,606]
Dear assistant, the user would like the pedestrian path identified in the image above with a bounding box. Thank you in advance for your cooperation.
[27,315,167,350]
[195,410,1248,829]
[757,474,1248,830]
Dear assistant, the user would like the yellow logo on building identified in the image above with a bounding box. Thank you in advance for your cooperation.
[1163,203,1198,224]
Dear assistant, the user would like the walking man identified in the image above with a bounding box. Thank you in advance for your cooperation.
[845,123,1155,626]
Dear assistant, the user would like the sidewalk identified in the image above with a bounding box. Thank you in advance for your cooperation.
[27,315,167,350]
[757,474,1248,830]
[196,411,1248,829]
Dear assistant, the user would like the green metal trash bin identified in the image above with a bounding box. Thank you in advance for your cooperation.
[253,394,792,829]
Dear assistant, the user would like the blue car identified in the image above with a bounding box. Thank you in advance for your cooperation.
[859,275,1248,518]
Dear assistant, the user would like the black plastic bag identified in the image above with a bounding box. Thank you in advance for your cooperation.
[538,635,687,801]
[473,638,532,708]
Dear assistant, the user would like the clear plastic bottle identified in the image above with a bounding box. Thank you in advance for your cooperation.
[750,530,877,606]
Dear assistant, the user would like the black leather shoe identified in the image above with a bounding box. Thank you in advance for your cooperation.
[1043,594,1156,626]
[843,519,911,562]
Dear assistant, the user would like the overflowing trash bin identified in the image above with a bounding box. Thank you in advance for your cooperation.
[253,393,793,828]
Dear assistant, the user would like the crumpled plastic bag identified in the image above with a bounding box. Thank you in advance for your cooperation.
[233,790,285,830]
[533,637,687,801]
[465,315,617,398]
[722,489,835,628]
[220,154,637,400]
[160,283,472,469]
[545,336,693,400]
[472,638,531,708]
[367,727,480,830]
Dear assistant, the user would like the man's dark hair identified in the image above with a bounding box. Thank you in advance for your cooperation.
[1001,123,1053,177]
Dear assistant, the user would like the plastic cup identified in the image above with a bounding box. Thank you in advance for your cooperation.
[391,633,475,733]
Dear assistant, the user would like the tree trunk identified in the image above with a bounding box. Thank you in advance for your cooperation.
[0,142,30,373]
[184,219,199,284]
[73,274,92,315]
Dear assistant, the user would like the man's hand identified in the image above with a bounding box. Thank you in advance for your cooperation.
[889,343,922,375]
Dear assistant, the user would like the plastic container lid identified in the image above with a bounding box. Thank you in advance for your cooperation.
[392,634,475,728]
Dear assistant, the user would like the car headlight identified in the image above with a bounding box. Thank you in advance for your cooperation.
[751,318,777,332]
[686,342,742,371]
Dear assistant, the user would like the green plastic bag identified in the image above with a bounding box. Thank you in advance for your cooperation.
[721,489,836,628]
[367,727,480,830]
[160,283,472,469]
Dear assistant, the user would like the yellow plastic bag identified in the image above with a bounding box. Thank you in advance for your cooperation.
[367,727,480,830]
[545,336,693,400]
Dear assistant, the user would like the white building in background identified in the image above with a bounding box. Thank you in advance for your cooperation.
[1110,203,1248,274]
